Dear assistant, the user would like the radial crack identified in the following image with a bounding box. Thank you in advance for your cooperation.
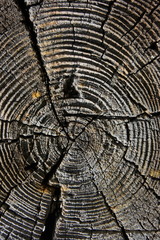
[123,157,160,199]
[14,0,67,138]
[42,140,72,186]
[129,55,159,75]
[40,186,61,240]
[122,11,146,38]
[148,3,159,17]
[72,228,160,234]
[0,132,61,145]
[63,110,154,121]
[0,118,65,137]
[100,191,129,240]
[101,0,116,44]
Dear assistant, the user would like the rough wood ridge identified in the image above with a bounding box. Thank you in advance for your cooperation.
[0,0,160,239]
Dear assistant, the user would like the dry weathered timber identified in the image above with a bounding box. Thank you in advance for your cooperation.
[0,0,160,239]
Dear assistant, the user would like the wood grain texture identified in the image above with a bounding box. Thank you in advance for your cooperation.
[0,0,160,239]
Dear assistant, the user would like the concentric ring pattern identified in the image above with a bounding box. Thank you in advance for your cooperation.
[0,0,160,239]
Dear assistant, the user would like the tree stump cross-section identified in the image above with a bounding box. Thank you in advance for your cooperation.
[0,0,160,239]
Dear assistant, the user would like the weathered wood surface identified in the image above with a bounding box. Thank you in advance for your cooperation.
[0,0,160,239]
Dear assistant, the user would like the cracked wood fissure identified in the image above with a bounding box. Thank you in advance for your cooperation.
[14,0,68,136]
[0,0,160,240]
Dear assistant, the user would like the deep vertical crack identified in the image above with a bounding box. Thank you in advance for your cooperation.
[63,74,80,99]
[42,147,68,186]
[14,0,68,137]
[101,0,116,44]
[101,0,116,30]
[12,3,70,239]
[40,186,61,240]
[148,3,159,17]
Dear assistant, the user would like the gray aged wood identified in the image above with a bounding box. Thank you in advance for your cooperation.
[0,0,160,239]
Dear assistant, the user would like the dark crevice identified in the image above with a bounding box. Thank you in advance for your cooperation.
[30,189,46,240]
[0,139,19,144]
[101,0,116,43]
[121,226,130,240]
[5,232,11,240]
[63,74,80,99]
[151,111,160,117]
[24,162,38,171]
[148,3,159,17]
[14,0,68,139]
[40,186,61,240]
[42,142,71,186]
[149,176,160,180]
[125,122,130,143]
[100,191,129,240]
[42,151,65,186]
[123,11,146,37]
[0,203,10,216]
[129,55,159,75]
[144,41,159,53]
[149,42,159,51]
[101,0,116,29]
[14,0,44,70]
